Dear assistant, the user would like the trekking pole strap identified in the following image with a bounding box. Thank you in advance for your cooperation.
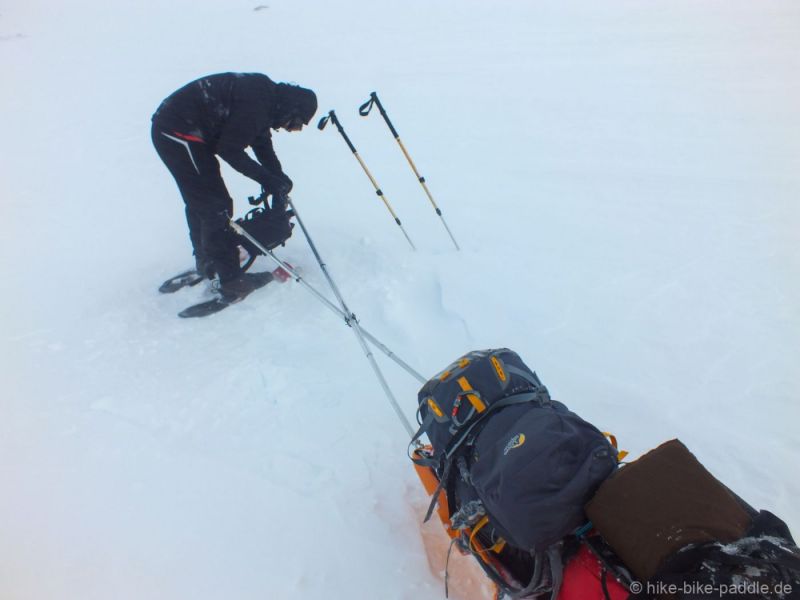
[358,94,375,117]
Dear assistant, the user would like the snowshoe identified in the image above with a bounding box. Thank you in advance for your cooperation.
[177,264,293,319]
[158,269,204,293]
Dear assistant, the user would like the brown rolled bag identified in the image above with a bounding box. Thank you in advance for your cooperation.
[585,439,753,582]
[585,439,800,600]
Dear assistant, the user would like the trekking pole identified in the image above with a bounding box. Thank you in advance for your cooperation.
[285,195,418,437]
[230,218,424,383]
[229,217,423,439]
[318,110,416,251]
[359,92,460,251]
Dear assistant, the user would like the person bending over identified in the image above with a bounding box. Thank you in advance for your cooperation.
[152,72,317,299]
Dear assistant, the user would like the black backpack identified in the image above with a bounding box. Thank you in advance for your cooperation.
[411,349,618,599]
[232,201,293,273]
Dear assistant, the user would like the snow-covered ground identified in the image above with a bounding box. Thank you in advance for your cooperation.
[2,1,798,598]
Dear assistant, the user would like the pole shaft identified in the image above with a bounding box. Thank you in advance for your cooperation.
[371,93,399,139]
[366,93,460,251]
[229,220,428,392]
[353,153,397,217]
[330,112,358,154]
[396,138,438,209]
[239,206,417,438]
[327,110,415,250]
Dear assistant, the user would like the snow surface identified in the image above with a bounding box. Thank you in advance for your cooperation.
[2,1,799,599]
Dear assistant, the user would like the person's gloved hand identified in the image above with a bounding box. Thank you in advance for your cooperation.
[277,172,293,194]
[266,171,293,196]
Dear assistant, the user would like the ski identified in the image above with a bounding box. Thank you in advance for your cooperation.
[158,269,204,294]
[178,265,292,319]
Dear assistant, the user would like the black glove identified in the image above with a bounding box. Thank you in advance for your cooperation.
[265,171,293,196]
[278,172,293,194]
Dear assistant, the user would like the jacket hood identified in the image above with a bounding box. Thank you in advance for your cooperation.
[274,83,318,126]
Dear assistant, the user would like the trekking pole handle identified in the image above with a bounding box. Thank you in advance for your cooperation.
[360,92,399,139]
[318,110,357,154]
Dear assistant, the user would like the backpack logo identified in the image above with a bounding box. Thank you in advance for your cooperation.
[503,433,526,455]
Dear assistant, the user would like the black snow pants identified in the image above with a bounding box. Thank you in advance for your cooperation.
[151,121,240,282]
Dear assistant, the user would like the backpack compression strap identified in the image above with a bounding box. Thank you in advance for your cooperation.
[416,390,551,523]
[465,543,564,600]
[506,546,563,600]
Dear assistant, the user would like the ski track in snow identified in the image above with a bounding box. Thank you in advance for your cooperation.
[2,1,799,599]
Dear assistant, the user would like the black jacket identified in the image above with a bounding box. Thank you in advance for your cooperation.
[152,73,284,189]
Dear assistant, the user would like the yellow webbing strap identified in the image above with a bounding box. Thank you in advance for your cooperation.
[469,516,506,555]
[603,431,629,461]
[457,376,486,413]
[427,397,444,418]
[490,355,507,382]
